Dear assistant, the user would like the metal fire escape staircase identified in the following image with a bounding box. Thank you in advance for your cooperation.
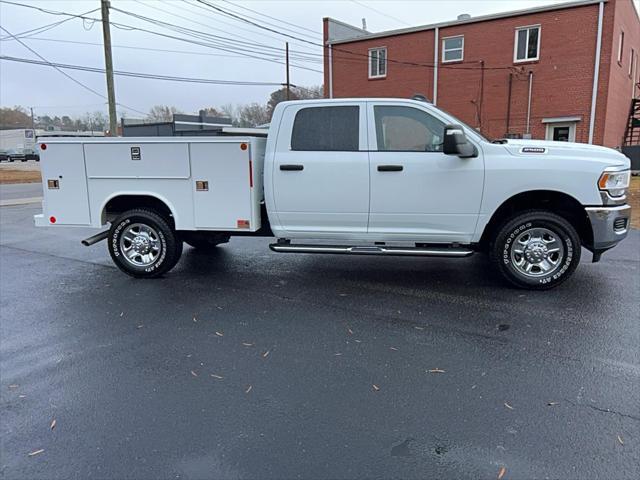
[623,97,640,146]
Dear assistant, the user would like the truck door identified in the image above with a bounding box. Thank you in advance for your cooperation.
[366,103,484,243]
[270,103,369,235]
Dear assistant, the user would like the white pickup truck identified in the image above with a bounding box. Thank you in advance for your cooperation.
[34,98,632,289]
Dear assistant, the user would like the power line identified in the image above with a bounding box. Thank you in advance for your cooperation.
[0,55,288,86]
[108,6,324,71]
[170,0,320,55]
[0,25,146,116]
[132,0,320,60]
[2,37,259,59]
[0,8,100,40]
[219,0,323,38]
[348,0,412,27]
[0,0,322,72]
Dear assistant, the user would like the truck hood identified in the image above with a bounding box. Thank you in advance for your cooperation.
[500,139,630,168]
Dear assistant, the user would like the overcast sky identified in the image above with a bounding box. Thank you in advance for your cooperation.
[1,0,639,118]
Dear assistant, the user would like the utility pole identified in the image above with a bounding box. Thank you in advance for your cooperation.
[101,0,117,136]
[285,42,290,101]
[30,107,34,130]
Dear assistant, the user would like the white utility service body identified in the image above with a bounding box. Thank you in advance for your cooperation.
[35,136,265,232]
[34,98,632,289]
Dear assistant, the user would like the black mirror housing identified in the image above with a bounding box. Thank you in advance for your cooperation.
[443,124,477,158]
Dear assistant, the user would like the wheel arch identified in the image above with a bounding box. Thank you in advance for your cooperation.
[100,192,178,227]
[478,190,593,250]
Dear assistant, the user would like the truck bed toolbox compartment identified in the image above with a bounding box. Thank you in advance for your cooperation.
[39,143,90,225]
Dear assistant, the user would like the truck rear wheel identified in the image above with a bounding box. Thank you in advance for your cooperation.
[182,231,230,250]
[108,208,182,278]
[490,210,581,290]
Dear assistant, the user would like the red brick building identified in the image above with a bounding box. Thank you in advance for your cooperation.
[323,0,640,148]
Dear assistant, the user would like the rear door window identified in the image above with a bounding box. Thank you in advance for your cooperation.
[291,106,359,151]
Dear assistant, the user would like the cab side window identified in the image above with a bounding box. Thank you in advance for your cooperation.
[374,106,445,152]
[291,106,359,151]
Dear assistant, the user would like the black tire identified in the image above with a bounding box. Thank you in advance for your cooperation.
[182,231,230,250]
[108,208,182,278]
[489,210,581,290]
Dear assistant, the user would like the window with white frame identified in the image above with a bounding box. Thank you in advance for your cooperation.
[442,36,464,62]
[369,47,387,78]
[514,25,540,62]
[617,31,624,64]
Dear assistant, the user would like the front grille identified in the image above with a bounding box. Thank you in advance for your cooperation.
[613,218,628,232]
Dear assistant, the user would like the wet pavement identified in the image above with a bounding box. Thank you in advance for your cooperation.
[1,203,639,479]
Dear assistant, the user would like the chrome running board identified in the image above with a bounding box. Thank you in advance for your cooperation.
[269,242,473,258]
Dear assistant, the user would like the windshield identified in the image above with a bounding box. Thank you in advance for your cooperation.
[435,106,492,143]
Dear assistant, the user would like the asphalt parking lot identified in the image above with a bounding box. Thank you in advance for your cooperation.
[1,201,639,479]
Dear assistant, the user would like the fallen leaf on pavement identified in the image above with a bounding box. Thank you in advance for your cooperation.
[193,317,197,322]
[547,402,559,406]
[28,449,44,457]
[262,350,270,358]
[334,353,342,356]
[119,312,124,317]
[50,419,56,430]
[137,325,144,329]
[190,370,198,377]
[504,402,514,410]
[242,342,254,347]
[428,368,445,373]
[497,466,506,479]
[390,347,398,351]
[347,328,354,335]
[617,435,624,445]
[372,384,380,391]
[414,326,424,330]
[215,331,224,337]
[245,385,252,394]
[210,374,223,379]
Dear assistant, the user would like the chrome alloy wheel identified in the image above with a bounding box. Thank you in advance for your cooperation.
[119,223,162,267]
[510,227,565,278]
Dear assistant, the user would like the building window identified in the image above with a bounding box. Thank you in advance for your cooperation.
[374,106,445,152]
[442,36,464,63]
[514,25,540,62]
[291,106,359,151]
[617,31,624,64]
[630,49,635,77]
[544,122,577,142]
[369,47,387,78]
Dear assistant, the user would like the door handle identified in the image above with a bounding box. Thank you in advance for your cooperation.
[377,165,403,172]
[280,164,304,171]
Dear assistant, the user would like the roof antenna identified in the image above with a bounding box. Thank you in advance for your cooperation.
[361,18,367,31]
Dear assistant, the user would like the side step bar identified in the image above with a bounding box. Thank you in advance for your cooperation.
[269,243,473,258]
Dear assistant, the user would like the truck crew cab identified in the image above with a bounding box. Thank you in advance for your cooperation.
[34,98,632,289]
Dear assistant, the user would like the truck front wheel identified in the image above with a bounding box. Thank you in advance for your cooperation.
[490,210,581,290]
[108,208,182,278]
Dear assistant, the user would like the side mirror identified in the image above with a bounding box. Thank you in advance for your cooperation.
[443,124,477,158]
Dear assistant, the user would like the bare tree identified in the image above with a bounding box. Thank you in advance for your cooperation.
[0,106,31,129]
[266,85,324,119]
[147,105,182,122]
[237,103,270,127]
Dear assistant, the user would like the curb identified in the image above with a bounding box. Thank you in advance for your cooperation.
[0,197,43,207]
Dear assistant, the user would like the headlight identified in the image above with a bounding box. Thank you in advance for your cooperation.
[598,170,630,197]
